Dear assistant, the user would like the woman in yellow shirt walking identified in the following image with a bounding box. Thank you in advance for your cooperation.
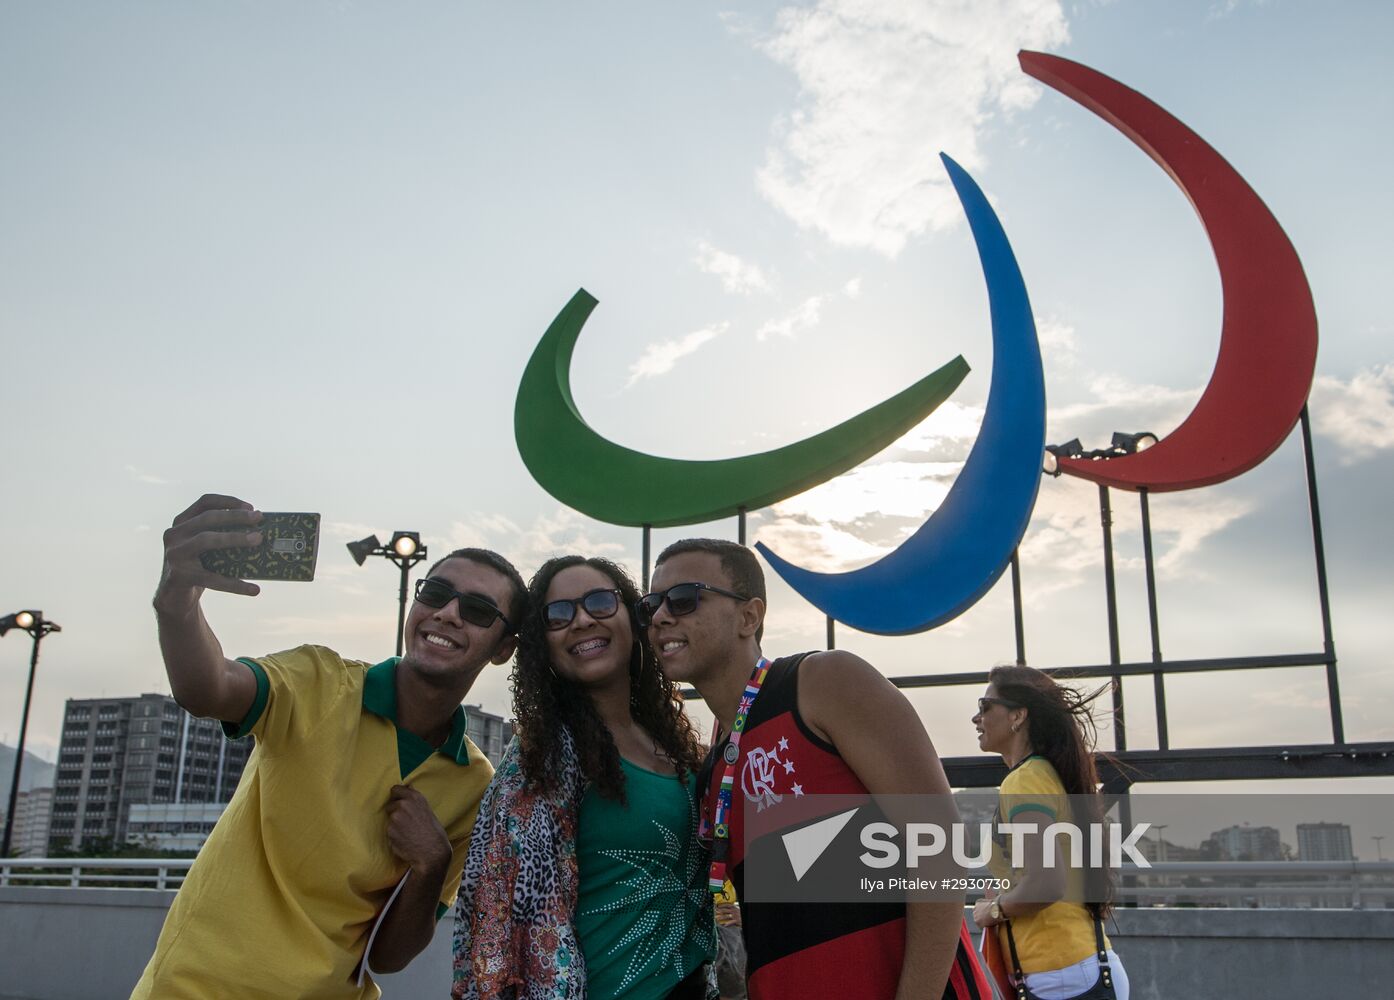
[970,665,1130,1000]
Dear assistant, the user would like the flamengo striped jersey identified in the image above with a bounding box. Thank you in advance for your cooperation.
[699,653,990,1000]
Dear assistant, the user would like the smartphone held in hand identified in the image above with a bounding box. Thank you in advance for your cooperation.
[201,512,321,582]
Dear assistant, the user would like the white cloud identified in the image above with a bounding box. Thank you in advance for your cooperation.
[890,401,985,456]
[1016,477,1255,601]
[126,464,172,485]
[757,295,824,340]
[1309,364,1394,464]
[844,276,863,299]
[626,322,728,386]
[754,513,898,573]
[1045,375,1200,454]
[773,460,960,525]
[754,0,1069,255]
[324,520,384,543]
[1205,0,1270,23]
[695,242,771,294]
[1035,315,1078,368]
[447,508,630,581]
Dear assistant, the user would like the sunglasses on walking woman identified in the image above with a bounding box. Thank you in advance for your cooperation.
[976,696,1022,714]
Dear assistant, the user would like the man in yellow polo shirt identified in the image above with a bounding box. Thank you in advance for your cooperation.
[132,494,527,999]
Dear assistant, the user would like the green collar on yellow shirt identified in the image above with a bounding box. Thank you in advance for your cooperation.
[362,657,474,771]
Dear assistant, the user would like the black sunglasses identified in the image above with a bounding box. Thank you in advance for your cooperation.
[414,577,512,632]
[977,696,1021,714]
[636,581,749,628]
[542,588,624,631]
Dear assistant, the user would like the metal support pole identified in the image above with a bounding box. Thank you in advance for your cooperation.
[1140,489,1168,750]
[1300,406,1343,743]
[826,616,836,651]
[395,560,410,658]
[1010,549,1026,666]
[738,507,747,546]
[1116,783,1136,908]
[642,524,652,592]
[1098,485,1125,752]
[2,633,43,858]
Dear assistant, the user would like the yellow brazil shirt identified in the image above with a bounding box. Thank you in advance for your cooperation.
[131,645,494,1000]
[987,756,1109,974]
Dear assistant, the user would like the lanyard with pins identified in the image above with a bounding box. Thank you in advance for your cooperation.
[707,657,771,892]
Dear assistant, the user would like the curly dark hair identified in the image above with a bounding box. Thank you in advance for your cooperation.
[988,664,1116,918]
[513,555,705,802]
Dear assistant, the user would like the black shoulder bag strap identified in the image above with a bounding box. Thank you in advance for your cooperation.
[1003,912,1115,1000]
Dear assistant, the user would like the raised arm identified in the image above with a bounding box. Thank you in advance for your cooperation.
[152,494,264,722]
[799,650,965,1000]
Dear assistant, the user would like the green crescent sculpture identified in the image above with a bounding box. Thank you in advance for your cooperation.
[514,288,970,528]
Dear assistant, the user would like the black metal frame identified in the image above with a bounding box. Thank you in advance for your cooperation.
[925,403,1383,788]
[663,404,1388,789]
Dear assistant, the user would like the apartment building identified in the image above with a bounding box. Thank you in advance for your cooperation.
[48,694,250,852]
[464,704,511,765]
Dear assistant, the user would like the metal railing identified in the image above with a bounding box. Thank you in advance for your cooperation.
[6,858,1393,902]
[1,858,192,890]
[962,860,1394,907]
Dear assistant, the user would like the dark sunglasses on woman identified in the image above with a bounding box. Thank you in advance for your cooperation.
[542,588,624,631]
[635,581,749,628]
[414,577,512,632]
[976,696,1022,714]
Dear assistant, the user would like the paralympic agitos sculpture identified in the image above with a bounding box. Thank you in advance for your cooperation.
[513,51,1318,636]
[1018,51,1317,493]
[756,155,1045,635]
[514,293,967,528]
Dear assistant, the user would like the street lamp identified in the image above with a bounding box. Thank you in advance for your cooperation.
[1,610,60,857]
[347,533,428,657]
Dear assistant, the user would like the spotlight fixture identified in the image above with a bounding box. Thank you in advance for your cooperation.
[1042,432,1158,471]
[1111,431,1159,454]
[390,532,421,559]
[1042,439,1084,476]
[0,610,39,636]
[346,535,382,567]
[346,531,429,656]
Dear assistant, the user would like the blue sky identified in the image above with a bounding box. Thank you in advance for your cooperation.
[3,1,1392,780]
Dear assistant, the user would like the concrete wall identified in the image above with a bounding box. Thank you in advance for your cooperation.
[0,886,451,1000]
[3,887,1393,999]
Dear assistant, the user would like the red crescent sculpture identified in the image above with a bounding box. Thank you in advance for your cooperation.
[1020,51,1318,492]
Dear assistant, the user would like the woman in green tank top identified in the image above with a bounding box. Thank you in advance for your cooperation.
[453,555,715,1000]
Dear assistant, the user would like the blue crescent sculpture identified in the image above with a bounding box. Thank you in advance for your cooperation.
[756,154,1046,635]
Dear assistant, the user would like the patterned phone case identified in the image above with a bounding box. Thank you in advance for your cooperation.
[199,511,321,582]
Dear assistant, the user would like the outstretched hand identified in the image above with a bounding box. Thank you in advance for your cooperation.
[154,494,264,615]
[385,785,452,872]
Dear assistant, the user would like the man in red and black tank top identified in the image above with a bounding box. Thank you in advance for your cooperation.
[645,540,990,1000]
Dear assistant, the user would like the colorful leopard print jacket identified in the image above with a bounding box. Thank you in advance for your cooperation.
[452,730,587,1000]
